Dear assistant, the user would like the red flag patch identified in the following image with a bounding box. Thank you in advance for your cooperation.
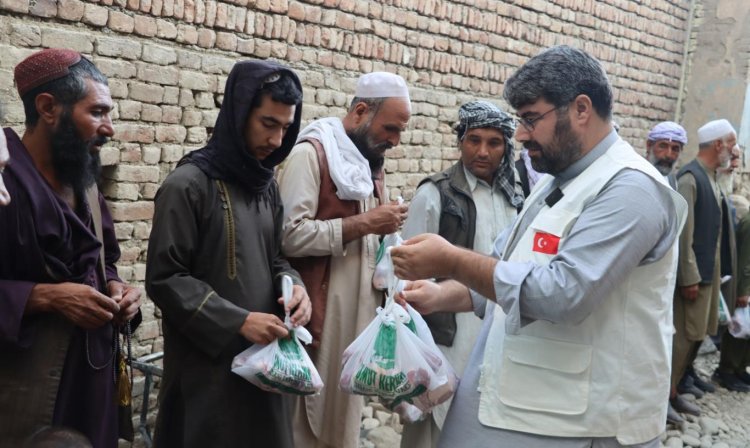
[532,232,560,255]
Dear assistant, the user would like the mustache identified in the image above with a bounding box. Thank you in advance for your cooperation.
[524,141,543,152]
[88,135,109,150]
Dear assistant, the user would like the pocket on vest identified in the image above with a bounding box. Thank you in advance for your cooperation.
[498,334,592,415]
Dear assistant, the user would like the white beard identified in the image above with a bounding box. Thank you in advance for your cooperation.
[717,171,734,193]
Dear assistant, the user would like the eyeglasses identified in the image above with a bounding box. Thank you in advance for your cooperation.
[515,106,560,133]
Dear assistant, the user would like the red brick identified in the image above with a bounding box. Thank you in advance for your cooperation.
[58,0,84,20]
[108,11,135,33]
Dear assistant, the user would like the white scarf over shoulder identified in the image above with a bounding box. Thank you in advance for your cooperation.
[296,117,373,201]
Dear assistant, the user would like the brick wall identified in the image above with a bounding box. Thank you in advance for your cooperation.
[0,1,690,445]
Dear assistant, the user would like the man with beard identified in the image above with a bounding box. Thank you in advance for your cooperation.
[645,121,687,189]
[0,49,141,447]
[670,119,747,405]
[277,72,410,448]
[399,100,523,448]
[390,45,687,447]
[146,61,311,448]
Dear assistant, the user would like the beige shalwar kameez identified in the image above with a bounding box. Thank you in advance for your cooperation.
[278,142,383,448]
[671,160,722,386]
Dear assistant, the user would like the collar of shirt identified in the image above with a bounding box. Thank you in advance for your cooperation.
[463,164,491,191]
[554,129,618,184]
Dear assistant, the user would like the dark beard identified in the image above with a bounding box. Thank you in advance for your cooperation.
[51,112,105,196]
[348,125,389,172]
[525,115,583,175]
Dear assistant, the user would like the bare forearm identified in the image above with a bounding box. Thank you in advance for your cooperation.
[342,214,370,244]
[25,284,55,315]
[437,280,474,313]
[448,246,498,301]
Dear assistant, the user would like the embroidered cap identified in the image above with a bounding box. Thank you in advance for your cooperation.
[14,48,82,98]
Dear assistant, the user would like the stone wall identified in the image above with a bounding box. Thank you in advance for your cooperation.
[0,0,691,445]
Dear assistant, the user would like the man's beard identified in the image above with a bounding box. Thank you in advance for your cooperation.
[717,170,735,193]
[647,153,676,176]
[524,115,583,175]
[51,111,105,196]
[348,124,392,172]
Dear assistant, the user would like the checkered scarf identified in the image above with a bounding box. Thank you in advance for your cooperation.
[454,101,524,210]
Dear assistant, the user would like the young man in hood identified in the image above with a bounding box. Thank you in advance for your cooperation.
[146,60,311,448]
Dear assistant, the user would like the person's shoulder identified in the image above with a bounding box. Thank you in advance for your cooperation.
[160,163,210,196]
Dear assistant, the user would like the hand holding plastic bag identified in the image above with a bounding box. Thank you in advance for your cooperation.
[231,275,324,394]
[373,197,405,291]
[341,245,457,422]
[729,306,750,339]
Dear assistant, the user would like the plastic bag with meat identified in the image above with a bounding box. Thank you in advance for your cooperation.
[231,275,324,395]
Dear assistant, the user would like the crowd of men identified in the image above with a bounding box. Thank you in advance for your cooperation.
[0,44,748,448]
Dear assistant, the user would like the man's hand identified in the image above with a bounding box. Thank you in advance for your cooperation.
[108,281,142,326]
[396,280,444,315]
[391,233,458,280]
[239,312,289,345]
[342,201,408,243]
[395,279,473,315]
[681,284,699,301]
[364,201,408,235]
[737,295,750,308]
[277,284,311,327]
[29,282,120,329]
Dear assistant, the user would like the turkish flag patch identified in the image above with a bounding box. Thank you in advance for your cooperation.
[533,232,560,255]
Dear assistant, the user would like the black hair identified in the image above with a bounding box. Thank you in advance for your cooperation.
[250,71,302,109]
[503,45,613,120]
[20,56,108,127]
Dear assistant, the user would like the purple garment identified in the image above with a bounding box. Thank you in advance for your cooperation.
[0,128,122,447]
[647,121,687,145]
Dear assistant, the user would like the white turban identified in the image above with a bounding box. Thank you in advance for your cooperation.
[697,119,736,144]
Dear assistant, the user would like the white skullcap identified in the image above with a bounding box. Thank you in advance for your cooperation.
[354,72,410,99]
[697,119,736,144]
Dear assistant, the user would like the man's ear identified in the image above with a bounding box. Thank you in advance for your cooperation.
[34,93,61,127]
[571,94,593,125]
[351,101,370,126]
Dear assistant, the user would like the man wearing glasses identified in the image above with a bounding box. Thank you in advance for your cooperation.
[391,45,687,447]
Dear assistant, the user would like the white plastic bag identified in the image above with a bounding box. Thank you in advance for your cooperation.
[729,306,750,339]
[719,291,730,326]
[372,197,405,291]
[341,246,457,422]
[382,305,458,422]
[231,275,324,395]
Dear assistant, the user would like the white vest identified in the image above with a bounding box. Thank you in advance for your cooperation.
[477,138,687,445]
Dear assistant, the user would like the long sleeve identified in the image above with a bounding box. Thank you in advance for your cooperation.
[401,182,441,239]
[737,216,750,297]
[271,186,305,290]
[145,172,248,358]
[278,142,345,257]
[99,192,122,284]
[486,170,678,329]
[676,173,702,287]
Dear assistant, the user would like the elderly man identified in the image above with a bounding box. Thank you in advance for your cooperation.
[146,61,311,448]
[645,121,687,188]
[0,49,141,447]
[400,100,523,448]
[391,45,686,448]
[670,119,744,420]
[277,72,410,448]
